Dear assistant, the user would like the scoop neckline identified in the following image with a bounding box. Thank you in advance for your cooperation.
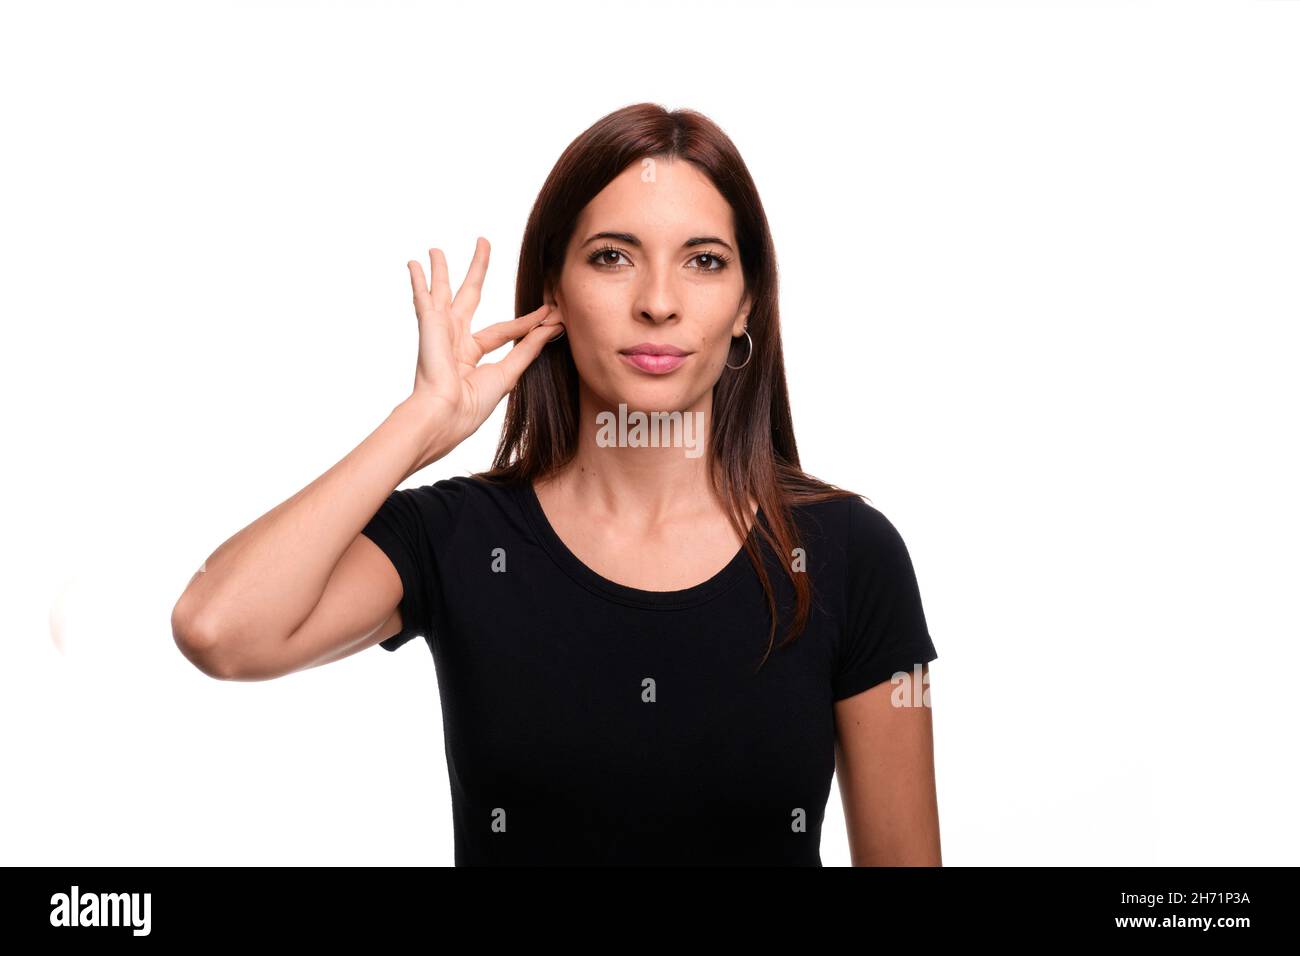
[515,478,762,610]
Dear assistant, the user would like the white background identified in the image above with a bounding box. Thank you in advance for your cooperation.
[2,0,1296,866]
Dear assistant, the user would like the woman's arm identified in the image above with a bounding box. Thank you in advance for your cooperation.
[170,240,564,680]
[833,666,941,865]
[169,397,445,680]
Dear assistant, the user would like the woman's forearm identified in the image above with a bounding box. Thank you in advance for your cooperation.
[170,398,449,656]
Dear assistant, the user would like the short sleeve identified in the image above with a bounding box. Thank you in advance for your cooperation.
[832,496,939,701]
[359,477,469,652]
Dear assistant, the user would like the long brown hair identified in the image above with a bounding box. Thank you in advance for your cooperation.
[472,102,861,671]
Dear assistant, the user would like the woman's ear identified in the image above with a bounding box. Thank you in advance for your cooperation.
[733,292,752,336]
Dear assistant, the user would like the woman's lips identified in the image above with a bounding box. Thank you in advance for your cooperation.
[619,352,688,374]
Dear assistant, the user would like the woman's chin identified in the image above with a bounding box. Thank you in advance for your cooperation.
[597,383,698,417]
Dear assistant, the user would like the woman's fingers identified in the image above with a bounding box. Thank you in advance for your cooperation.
[428,248,452,313]
[407,259,441,329]
[471,303,557,355]
[451,237,490,325]
[476,321,565,401]
[406,242,565,431]
[408,257,457,394]
[408,258,429,301]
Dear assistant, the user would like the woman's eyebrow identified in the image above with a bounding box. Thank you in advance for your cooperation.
[581,231,735,252]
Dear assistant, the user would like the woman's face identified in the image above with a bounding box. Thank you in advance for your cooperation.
[549,157,751,416]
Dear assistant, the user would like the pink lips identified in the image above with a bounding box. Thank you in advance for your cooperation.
[619,342,692,375]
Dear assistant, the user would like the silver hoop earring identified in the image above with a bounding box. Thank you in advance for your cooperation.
[725,329,753,370]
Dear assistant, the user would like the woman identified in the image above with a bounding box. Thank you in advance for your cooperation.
[171,103,941,867]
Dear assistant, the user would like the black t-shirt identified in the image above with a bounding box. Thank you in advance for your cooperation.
[359,474,937,865]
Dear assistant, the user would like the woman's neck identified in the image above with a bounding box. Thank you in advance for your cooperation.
[541,387,724,526]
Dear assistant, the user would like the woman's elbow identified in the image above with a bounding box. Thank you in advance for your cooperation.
[171,600,239,680]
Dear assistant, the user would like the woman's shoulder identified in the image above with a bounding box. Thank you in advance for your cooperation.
[378,473,518,531]
[784,490,914,566]
[418,472,497,496]
[401,472,528,517]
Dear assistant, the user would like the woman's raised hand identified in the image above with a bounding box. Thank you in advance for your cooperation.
[404,238,564,462]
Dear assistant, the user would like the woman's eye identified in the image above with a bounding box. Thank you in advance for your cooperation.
[589,248,630,268]
[691,253,726,271]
